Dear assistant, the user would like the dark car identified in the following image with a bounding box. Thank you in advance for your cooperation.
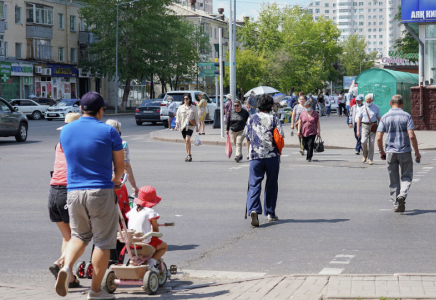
[0,98,28,142]
[135,99,163,125]
[31,97,58,106]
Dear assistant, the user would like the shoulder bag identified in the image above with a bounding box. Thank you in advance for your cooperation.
[273,118,284,155]
[365,106,378,133]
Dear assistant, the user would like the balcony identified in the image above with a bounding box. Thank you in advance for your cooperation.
[27,25,53,39]
[79,31,95,46]
[27,43,53,61]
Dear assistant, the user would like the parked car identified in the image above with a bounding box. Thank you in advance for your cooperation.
[31,97,58,106]
[9,99,50,120]
[159,91,217,128]
[135,99,163,125]
[44,99,81,121]
[0,98,28,142]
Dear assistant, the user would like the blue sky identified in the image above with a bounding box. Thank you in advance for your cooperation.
[214,0,311,20]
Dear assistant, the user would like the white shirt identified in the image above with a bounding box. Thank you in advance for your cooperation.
[126,207,160,243]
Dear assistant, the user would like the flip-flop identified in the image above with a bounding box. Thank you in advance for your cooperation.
[49,264,60,279]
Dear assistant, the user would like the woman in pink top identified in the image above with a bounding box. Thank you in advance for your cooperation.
[47,113,81,288]
[297,100,321,162]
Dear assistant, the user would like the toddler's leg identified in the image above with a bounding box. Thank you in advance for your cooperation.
[152,242,168,261]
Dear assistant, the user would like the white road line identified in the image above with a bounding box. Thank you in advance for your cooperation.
[330,254,355,264]
[380,209,391,211]
[417,172,428,174]
[423,167,434,169]
[181,270,267,280]
[415,175,424,177]
[281,155,290,157]
[175,215,183,217]
[319,268,344,275]
[413,179,420,182]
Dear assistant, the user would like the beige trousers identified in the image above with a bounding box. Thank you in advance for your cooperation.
[230,130,245,158]
[361,123,376,161]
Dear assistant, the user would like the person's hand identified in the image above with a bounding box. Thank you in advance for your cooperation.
[317,133,320,137]
[226,131,229,135]
[415,151,421,162]
[356,132,361,138]
[174,125,178,130]
[291,124,294,130]
[133,186,139,196]
[297,132,301,137]
[348,124,352,129]
[380,150,386,160]
[113,179,122,191]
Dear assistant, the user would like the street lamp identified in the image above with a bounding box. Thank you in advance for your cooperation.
[115,0,145,114]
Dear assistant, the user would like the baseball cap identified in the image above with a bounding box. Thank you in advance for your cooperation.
[80,91,107,111]
[356,95,364,101]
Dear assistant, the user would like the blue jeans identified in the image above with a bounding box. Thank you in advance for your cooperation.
[247,156,280,217]
[326,106,331,116]
[353,124,362,153]
[346,105,350,124]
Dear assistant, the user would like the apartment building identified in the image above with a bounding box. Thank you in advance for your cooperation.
[0,0,100,101]
[174,0,213,14]
[306,0,401,59]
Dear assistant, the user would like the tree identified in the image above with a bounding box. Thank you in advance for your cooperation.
[393,5,419,63]
[231,49,266,97]
[339,34,378,76]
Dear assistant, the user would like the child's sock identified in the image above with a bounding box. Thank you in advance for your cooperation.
[147,258,157,267]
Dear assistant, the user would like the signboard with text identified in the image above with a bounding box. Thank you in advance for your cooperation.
[11,63,33,77]
[401,0,436,23]
[46,64,78,77]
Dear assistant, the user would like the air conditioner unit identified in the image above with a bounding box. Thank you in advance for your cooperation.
[46,68,52,75]
[42,68,47,75]
[35,66,42,74]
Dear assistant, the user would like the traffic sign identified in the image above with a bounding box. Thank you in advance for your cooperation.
[197,62,215,67]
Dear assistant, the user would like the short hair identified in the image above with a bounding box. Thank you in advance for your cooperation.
[257,94,274,112]
[233,99,242,106]
[183,93,192,106]
[304,100,312,107]
[365,94,373,101]
[106,119,122,132]
[81,109,99,116]
[298,91,305,97]
[391,94,404,105]
[167,96,174,101]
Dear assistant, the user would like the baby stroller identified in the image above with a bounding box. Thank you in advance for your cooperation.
[101,203,176,295]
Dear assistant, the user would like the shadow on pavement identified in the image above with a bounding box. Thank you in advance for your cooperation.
[260,218,350,228]
[402,209,436,216]
[0,140,41,146]
[168,244,200,251]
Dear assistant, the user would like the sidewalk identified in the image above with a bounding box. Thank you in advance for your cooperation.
[150,116,436,150]
[3,273,436,299]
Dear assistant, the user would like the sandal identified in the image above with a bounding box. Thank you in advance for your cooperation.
[187,155,192,162]
[68,275,81,288]
[49,263,60,279]
[185,156,189,162]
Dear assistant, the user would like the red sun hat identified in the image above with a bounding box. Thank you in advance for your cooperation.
[133,186,162,208]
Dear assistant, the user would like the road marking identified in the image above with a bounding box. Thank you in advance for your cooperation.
[175,215,183,217]
[415,175,424,177]
[413,179,420,182]
[417,172,428,174]
[181,270,267,280]
[330,254,355,264]
[423,167,434,169]
[380,209,391,211]
[229,167,242,171]
[319,268,344,275]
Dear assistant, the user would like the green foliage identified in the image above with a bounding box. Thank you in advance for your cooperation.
[237,4,342,93]
[339,33,378,76]
[393,5,419,63]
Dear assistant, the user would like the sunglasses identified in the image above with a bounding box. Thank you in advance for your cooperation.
[234,104,240,107]
[184,98,189,100]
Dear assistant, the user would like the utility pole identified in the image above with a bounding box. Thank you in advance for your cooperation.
[228,0,234,103]
[219,28,224,138]
[232,0,237,100]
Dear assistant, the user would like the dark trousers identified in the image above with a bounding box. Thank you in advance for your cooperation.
[339,103,346,116]
[247,156,280,217]
[302,134,316,160]
[353,124,362,153]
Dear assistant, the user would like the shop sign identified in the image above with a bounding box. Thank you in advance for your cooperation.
[23,77,33,85]
[46,64,78,77]
[0,62,11,82]
[402,0,436,23]
[11,64,34,77]
[381,51,419,64]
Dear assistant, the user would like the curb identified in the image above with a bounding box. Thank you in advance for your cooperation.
[104,112,135,116]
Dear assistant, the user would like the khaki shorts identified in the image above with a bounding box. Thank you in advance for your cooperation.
[67,189,118,250]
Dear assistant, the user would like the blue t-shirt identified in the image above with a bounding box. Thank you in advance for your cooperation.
[377,108,414,153]
[60,117,123,191]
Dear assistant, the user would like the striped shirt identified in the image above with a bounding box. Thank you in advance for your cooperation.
[377,108,415,153]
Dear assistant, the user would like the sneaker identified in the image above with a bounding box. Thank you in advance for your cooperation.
[368,160,373,165]
[55,266,70,297]
[355,151,360,155]
[149,265,159,273]
[246,155,249,160]
[394,196,406,213]
[250,211,259,227]
[267,214,279,222]
[87,289,115,300]
[300,150,304,156]
[235,156,240,163]
[49,263,60,279]
[362,156,367,163]
[307,158,312,162]
[239,156,243,162]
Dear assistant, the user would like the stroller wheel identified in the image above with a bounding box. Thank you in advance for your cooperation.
[85,262,93,279]
[156,262,168,287]
[143,270,159,295]
[170,265,177,275]
[102,270,118,294]
[74,261,86,278]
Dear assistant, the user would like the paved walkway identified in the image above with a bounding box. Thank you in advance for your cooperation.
[150,115,436,150]
[3,274,436,299]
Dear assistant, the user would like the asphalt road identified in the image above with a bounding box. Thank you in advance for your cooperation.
[1,115,435,289]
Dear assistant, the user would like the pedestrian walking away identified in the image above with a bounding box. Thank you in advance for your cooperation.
[244,94,284,227]
[324,92,331,117]
[348,95,364,155]
[175,94,200,162]
[291,95,306,155]
[47,113,81,287]
[376,94,421,213]
[297,100,321,162]
[226,99,250,163]
[197,93,207,135]
[57,91,124,300]
[247,91,258,115]
[224,94,233,124]
[357,94,380,165]
[317,91,325,116]
[167,96,177,130]
[338,91,346,116]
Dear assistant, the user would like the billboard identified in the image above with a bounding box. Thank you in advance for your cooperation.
[401,0,436,23]
[343,76,356,90]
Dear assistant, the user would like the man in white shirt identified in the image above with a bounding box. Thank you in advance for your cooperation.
[357,94,381,165]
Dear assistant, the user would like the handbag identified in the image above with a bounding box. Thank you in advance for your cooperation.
[225,133,232,158]
[194,133,202,146]
[314,136,324,152]
[273,118,284,155]
[365,106,378,133]
[189,119,197,126]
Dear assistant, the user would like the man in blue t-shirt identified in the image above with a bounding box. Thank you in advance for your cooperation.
[55,92,124,300]
[377,94,421,213]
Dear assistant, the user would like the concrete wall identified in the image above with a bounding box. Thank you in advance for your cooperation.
[411,86,436,130]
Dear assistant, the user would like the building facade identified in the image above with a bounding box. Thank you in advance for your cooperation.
[306,0,401,59]
[173,0,213,14]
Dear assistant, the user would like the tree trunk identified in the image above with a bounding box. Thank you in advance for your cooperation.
[150,74,155,98]
[121,79,130,113]
[175,76,179,90]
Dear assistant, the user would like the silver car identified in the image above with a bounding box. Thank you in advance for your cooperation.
[0,98,28,142]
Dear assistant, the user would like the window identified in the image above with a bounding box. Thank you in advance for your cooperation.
[379,41,383,45]
[309,9,313,13]
[373,22,376,25]
[353,3,357,6]
[389,27,393,31]
[380,8,383,12]
[58,13,64,29]
[368,28,371,32]
[15,6,21,23]
[4,41,7,57]
[389,8,393,11]
[79,18,87,31]
[315,16,318,21]
[359,2,364,6]
[373,35,376,38]
[359,9,363,13]
[315,9,320,13]
[368,22,371,25]
[373,9,376,12]
[369,16,371,19]
[340,9,351,12]
[379,35,383,38]
[0,2,4,19]
[339,15,349,19]
[315,1,320,5]
[333,16,337,20]
[15,43,21,58]
[58,47,64,61]
[339,22,349,25]
[325,10,329,13]
[325,16,329,20]
[353,21,357,25]
[368,35,371,39]
[333,10,336,13]
[214,28,217,38]
[379,2,383,5]
[333,3,336,7]
[359,22,364,25]
[359,35,364,38]
[368,9,371,12]
[70,15,76,31]
[379,15,383,19]
[389,21,393,24]
[26,4,53,25]
[379,21,383,25]
[359,15,364,19]
[373,41,376,45]
[325,3,329,7]
[359,28,363,32]
[71,48,76,63]
[389,33,393,38]
[379,28,383,32]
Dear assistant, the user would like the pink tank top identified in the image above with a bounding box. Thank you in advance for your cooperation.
[50,143,67,186]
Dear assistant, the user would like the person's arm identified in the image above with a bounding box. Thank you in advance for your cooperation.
[377,132,385,159]
[175,106,180,130]
[150,218,159,233]
[194,107,200,132]
[317,117,321,137]
[125,162,139,195]
[226,111,231,133]
[356,117,362,138]
[112,149,124,190]
[291,107,296,129]
[409,129,421,161]
[348,107,353,128]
